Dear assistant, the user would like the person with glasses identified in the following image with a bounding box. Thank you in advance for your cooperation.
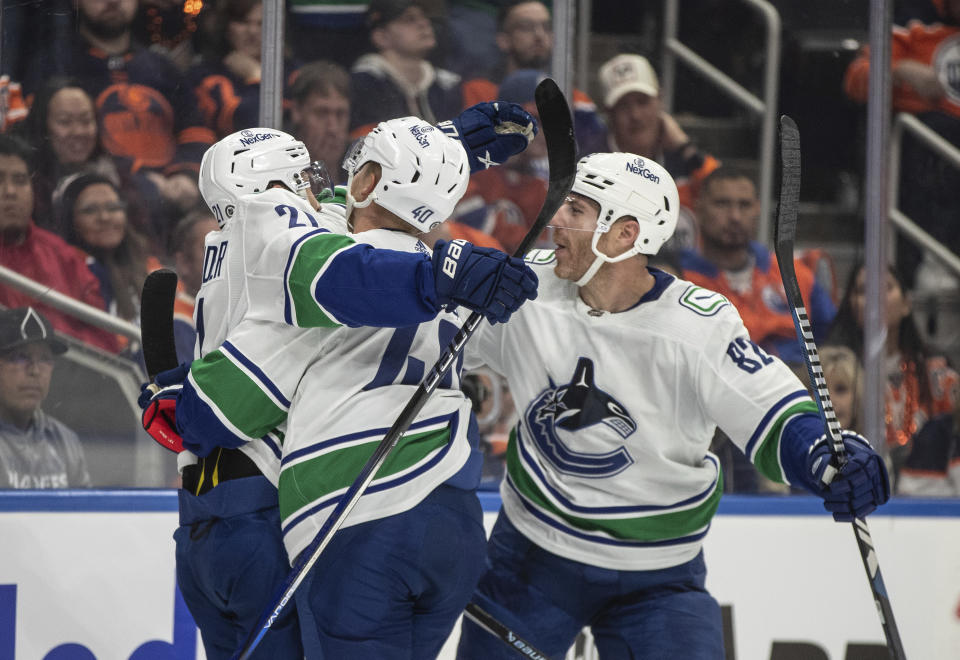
[459,2,608,163]
[0,307,90,489]
[55,172,154,342]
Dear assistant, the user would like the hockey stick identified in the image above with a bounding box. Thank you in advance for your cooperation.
[140,269,180,379]
[774,115,906,660]
[233,77,577,660]
[463,602,549,659]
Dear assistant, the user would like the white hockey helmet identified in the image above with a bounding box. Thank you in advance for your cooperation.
[199,128,316,227]
[342,116,469,232]
[568,152,679,285]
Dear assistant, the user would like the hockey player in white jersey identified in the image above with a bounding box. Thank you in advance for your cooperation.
[140,107,539,659]
[140,128,330,658]
[456,152,891,659]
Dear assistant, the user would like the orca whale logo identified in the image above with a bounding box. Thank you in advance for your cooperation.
[526,358,635,477]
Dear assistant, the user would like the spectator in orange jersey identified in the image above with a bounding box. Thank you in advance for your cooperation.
[843,0,960,287]
[0,135,119,353]
[827,261,960,487]
[23,0,215,248]
[897,402,960,496]
[0,76,28,132]
[680,167,835,368]
[188,0,300,139]
[421,216,506,252]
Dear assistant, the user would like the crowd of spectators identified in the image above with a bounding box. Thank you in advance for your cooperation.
[0,0,957,495]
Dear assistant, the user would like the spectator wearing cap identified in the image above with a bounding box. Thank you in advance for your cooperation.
[188,0,303,141]
[349,0,463,139]
[0,307,91,489]
[0,134,120,353]
[599,54,720,220]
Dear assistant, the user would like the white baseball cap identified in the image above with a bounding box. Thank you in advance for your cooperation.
[599,54,660,108]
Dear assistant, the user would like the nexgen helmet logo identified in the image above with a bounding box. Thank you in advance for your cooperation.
[624,157,660,183]
[239,131,278,146]
[408,124,434,148]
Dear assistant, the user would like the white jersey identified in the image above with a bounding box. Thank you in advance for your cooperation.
[275,226,474,561]
[187,187,473,562]
[180,187,347,483]
[466,250,818,571]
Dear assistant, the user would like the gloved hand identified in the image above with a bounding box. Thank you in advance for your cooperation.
[138,362,191,453]
[431,239,538,323]
[438,102,538,173]
[806,431,890,522]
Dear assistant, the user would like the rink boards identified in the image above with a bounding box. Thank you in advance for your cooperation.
[1,491,958,660]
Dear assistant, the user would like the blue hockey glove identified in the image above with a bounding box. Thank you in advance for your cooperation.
[437,102,538,173]
[431,239,538,323]
[138,362,191,453]
[806,431,890,522]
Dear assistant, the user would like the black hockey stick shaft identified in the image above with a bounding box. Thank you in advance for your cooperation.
[464,602,550,659]
[233,77,577,660]
[140,269,180,378]
[774,115,905,660]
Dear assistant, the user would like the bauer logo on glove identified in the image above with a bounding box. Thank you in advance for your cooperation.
[431,239,538,324]
[441,239,465,278]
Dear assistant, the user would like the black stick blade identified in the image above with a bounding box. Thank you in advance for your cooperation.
[514,77,577,257]
[140,269,180,378]
[534,77,577,188]
[774,115,801,253]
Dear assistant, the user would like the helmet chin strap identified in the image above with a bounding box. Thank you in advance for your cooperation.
[575,255,605,287]
[575,225,640,287]
[344,168,375,230]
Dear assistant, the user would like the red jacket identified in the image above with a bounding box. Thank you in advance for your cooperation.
[0,224,120,352]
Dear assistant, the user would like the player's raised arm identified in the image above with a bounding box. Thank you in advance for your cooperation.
[275,117,538,328]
